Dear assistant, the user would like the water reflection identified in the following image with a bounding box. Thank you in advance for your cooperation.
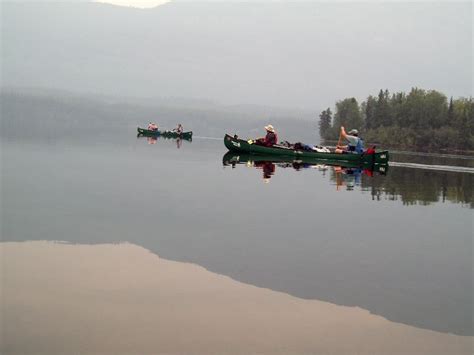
[3,140,472,337]
[2,241,471,355]
[147,136,157,145]
[223,152,388,187]
[223,153,473,207]
[137,134,191,149]
[357,165,473,207]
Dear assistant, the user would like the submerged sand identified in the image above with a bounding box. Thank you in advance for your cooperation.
[1,241,472,354]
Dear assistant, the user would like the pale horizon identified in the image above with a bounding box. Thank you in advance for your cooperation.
[95,0,170,8]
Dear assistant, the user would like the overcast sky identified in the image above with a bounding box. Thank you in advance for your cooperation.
[95,0,462,5]
[2,1,471,109]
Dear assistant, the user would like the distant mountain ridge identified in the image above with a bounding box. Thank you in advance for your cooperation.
[1,88,317,144]
[1,1,471,109]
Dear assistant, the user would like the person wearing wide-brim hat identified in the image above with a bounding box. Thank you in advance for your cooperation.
[256,124,278,147]
[264,124,275,133]
[335,126,364,154]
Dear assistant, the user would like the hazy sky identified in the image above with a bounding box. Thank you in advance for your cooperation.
[95,0,170,8]
[95,0,458,5]
[2,1,471,109]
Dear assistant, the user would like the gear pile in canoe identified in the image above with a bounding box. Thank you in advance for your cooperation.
[137,127,193,140]
[224,134,389,166]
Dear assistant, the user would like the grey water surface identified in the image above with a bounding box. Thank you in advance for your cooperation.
[2,129,472,337]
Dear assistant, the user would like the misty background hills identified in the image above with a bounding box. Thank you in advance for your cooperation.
[0,88,316,143]
[2,1,471,110]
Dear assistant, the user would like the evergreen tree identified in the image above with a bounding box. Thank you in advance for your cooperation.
[383,89,391,126]
[389,92,406,127]
[424,90,448,129]
[333,98,362,133]
[364,95,377,129]
[404,87,426,129]
[318,108,332,140]
[452,97,474,148]
[373,89,391,128]
[447,96,454,123]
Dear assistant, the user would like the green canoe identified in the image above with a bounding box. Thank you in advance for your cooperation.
[222,152,388,174]
[137,127,193,140]
[224,134,389,166]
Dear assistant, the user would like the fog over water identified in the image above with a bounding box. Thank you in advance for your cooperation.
[2,1,471,109]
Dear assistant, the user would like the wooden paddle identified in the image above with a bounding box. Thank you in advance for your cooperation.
[336,128,343,149]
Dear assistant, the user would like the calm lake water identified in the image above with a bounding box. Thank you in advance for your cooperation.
[1,131,473,354]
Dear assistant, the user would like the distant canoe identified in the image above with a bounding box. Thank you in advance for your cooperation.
[224,134,389,166]
[137,127,193,140]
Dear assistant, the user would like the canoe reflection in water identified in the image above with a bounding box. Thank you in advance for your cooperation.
[256,161,275,183]
[223,152,388,186]
[334,166,367,191]
[147,137,157,145]
[138,135,187,149]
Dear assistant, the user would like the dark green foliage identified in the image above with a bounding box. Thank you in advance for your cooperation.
[364,95,377,130]
[323,98,362,139]
[320,87,473,151]
[318,108,332,140]
[374,89,392,128]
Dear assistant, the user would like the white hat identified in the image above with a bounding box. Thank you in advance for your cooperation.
[265,124,275,133]
[348,129,358,135]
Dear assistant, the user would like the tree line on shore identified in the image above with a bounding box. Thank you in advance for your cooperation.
[319,88,473,151]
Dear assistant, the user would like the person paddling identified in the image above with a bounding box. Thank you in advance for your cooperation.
[148,122,158,131]
[335,126,364,154]
[173,123,184,134]
[256,124,278,147]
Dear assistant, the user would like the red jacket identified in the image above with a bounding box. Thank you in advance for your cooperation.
[264,132,278,146]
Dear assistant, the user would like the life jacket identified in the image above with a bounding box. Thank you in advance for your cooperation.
[348,137,364,154]
[365,146,376,155]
